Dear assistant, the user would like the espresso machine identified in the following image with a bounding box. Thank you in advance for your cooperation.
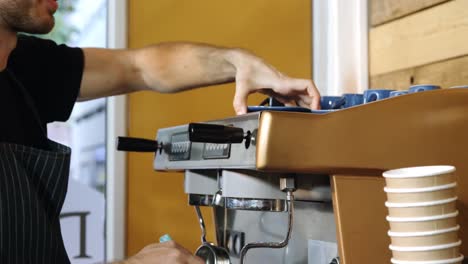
[119,88,468,264]
[151,117,340,264]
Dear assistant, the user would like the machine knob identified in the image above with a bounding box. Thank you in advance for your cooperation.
[188,123,245,144]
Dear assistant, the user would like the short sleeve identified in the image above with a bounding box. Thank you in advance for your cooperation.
[7,35,84,123]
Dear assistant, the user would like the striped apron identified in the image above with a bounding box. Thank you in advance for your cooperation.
[0,70,72,263]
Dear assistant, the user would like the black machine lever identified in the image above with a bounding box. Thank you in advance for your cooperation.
[188,123,246,144]
[117,136,161,152]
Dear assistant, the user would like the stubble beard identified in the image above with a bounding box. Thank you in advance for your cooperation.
[0,1,55,34]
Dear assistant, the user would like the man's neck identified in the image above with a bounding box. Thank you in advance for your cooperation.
[0,25,17,71]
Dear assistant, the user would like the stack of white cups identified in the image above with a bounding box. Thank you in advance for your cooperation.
[383,166,464,264]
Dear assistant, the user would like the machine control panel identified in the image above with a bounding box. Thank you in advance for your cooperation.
[154,113,259,170]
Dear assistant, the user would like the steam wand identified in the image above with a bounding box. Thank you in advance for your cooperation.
[239,177,296,264]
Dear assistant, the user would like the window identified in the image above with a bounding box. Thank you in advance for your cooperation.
[46,0,108,262]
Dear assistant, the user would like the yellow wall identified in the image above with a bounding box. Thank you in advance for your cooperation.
[127,0,312,256]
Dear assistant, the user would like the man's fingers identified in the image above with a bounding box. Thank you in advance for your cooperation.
[306,80,321,110]
[127,240,204,264]
[311,96,320,110]
[275,78,321,110]
[235,77,321,113]
[157,240,190,252]
[191,255,205,264]
[233,84,249,115]
[260,89,297,105]
[143,240,185,251]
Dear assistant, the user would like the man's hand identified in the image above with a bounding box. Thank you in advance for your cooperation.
[228,49,320,115]
[117,241,203,264]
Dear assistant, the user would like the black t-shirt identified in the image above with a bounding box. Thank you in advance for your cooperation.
[0,35,84,149]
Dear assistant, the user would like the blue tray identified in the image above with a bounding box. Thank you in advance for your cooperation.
[311,109,337,114]
[247,106,312,113]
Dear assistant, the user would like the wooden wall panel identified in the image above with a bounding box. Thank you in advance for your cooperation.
[371,55,468,90]
[370,0,468,76]
[371,0,450,26]
[127,0,312,256]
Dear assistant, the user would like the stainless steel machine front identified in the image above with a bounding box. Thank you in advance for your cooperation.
[185,170,337,264]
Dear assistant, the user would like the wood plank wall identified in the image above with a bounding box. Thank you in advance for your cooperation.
[371,0,449,26]
[370,0,468,90]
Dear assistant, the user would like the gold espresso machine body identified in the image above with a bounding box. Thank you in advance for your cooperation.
[153,88,468,264]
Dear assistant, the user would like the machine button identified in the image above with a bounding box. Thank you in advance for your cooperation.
[203,143,231,159]
[169,132,191,161]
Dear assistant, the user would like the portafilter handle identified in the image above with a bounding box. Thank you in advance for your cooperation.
[188,123,246,144]
[116,136,162,152]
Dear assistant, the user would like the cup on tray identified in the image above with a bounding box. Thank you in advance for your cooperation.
[408,84,441,93]
[332,93,364,108]
[390,91,409,97]
[320,96,343,110]
[363,89,395,103]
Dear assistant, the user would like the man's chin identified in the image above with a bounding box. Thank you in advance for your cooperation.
[20,19,55,34]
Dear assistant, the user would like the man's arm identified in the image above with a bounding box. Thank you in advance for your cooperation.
[80,43,320,114]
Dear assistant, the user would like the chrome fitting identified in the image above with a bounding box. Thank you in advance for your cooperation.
[280,177,296,192]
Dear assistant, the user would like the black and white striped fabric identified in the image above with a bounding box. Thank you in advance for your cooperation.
[0,140,72,264]
[0,69,73,263]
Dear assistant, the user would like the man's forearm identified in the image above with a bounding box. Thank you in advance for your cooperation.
[134,42,244,93]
